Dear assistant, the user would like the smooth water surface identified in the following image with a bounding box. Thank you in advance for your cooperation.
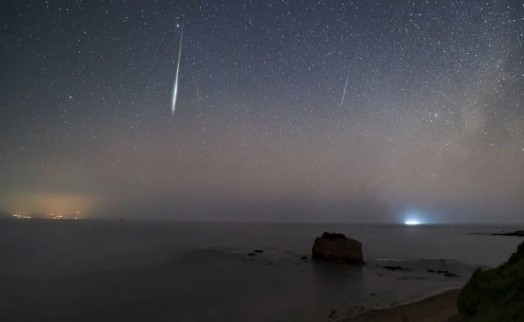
[0,220,521,321]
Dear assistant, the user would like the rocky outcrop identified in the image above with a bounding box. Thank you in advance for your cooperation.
[457,240,524,321]
[312,232,364,264]
[492,229,524,237]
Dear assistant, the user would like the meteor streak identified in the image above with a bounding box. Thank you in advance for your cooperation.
[171,25,184,115]
[339,75,349,107]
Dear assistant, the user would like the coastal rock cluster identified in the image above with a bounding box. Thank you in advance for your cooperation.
[457,240,524,321]
[312,232,364,264]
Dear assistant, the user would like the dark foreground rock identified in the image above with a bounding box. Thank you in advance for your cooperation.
[457,240,524,321]
[312,232,364,264]
[448,315,466,322]
[492,229,524,237]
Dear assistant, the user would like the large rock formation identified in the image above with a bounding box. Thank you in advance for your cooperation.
[312,232,364,264]
[457,240,524,321]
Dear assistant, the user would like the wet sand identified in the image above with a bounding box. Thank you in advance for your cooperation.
[344,288,461,322]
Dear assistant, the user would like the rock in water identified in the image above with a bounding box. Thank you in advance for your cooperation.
[457,240,524,321]
[312,232,364,264]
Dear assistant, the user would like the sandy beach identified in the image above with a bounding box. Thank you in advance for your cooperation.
[345,289,461,322]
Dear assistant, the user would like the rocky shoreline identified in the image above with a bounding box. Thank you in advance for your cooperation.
[491,229,524,237]
[345,239,524,322]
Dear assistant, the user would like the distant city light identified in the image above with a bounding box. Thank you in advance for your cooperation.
[405,219,421,226]
[12,214,32,219]
[10,212,83,220]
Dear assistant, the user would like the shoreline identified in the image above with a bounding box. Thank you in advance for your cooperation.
[343,288,461,322]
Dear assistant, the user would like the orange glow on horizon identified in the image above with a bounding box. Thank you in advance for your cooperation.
[2,191,94,218]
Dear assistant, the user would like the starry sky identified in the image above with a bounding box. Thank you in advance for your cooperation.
[1,0,523,223]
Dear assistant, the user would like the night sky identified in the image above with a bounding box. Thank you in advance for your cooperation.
[1,0,523,223]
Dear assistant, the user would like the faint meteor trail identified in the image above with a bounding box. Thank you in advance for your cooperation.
[171,25,184,115]
[339,75,349,107]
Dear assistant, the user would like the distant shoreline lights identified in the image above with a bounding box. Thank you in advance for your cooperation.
[12,214,32,219]
[10,211,82,220]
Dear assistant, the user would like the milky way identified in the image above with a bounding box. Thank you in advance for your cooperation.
[0,1,523,223]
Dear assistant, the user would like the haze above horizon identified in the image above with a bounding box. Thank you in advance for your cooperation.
[1,0,523,223]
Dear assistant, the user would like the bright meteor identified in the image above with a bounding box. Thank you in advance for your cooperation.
[171,25,184,115]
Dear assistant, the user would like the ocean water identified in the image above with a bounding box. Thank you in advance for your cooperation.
[0,220,521,322]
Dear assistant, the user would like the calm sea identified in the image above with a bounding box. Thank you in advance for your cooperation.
[0,220,521,322]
